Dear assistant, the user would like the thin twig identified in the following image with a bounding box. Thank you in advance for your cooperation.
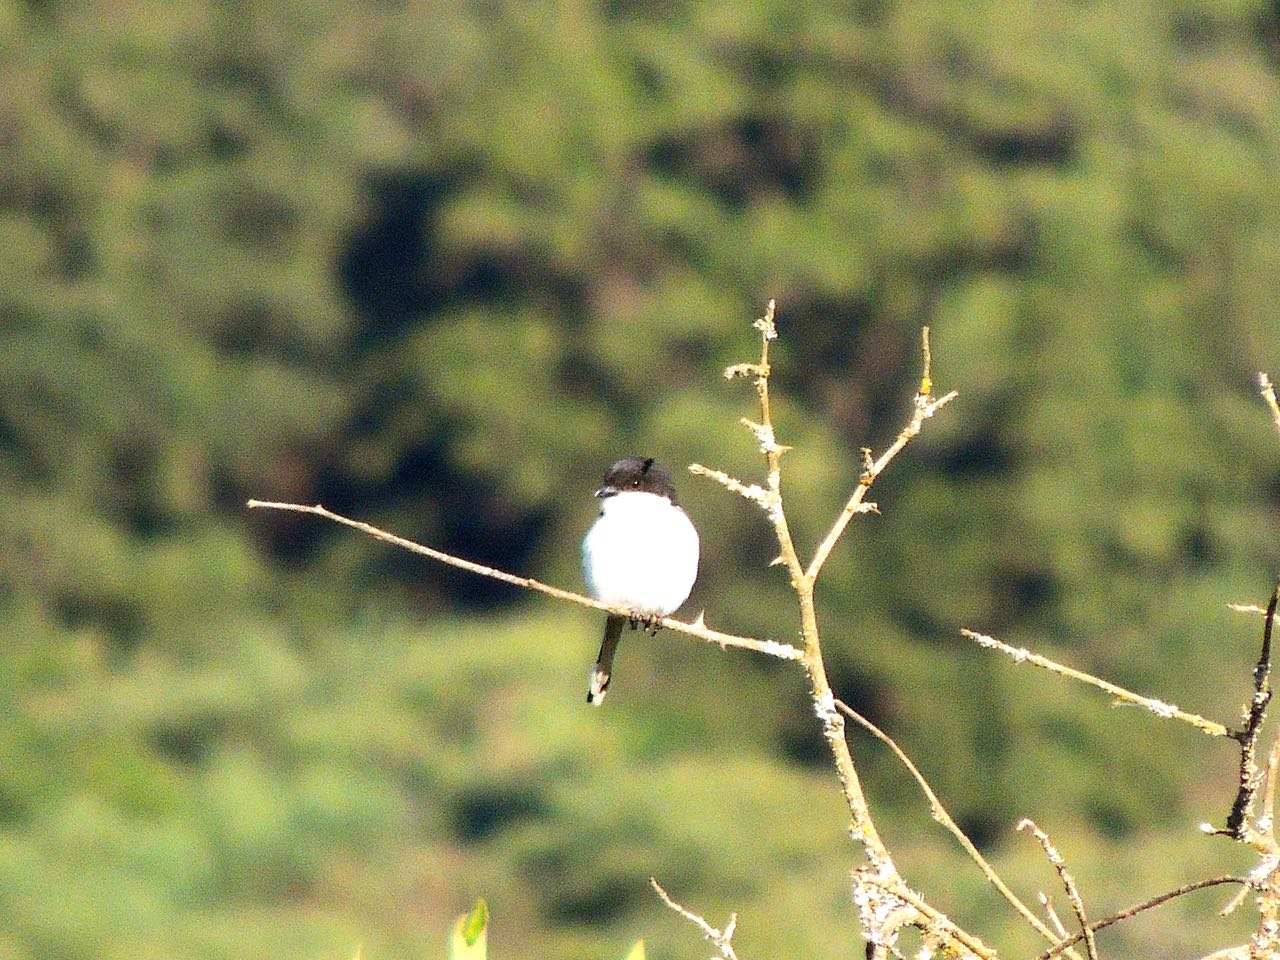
[1260,373,1280,439]
[742,300,804,585]
[1034,877,1249,960]
[1040,893,1070,940]
[1263,737,1280,839]
[650,878,740,960]
[1218,882,1251,919]
[806,327,957,581]
[245,500,802,662]
[1228,604,1280,622]
[835,699,1081,958]
[960,629,1230,737]
[1019,819,1098,960]
[1224,575,1280,839]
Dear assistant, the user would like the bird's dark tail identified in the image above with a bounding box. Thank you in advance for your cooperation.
[587,614,626,705]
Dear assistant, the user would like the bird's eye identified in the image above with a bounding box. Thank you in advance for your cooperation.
[631,478,640,486]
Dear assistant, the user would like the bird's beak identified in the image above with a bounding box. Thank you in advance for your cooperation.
[595,485,617,499]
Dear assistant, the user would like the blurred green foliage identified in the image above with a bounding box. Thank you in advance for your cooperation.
[3,0,1280,957]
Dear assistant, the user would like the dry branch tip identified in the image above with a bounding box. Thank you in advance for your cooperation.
[960,629,1230,737]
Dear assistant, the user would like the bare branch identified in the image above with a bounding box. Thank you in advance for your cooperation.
[741,300,805,585]
[706,304,989,957]
[960,629,1230,737]
[836,699,1081,958]
[854,873,998,960]
[1035,877,1249,960]
[1019,819,1098,960]
[650,878,740,960]
[1223,575,1280,840]
[245,500,802,662]
[697,302,900,875]
[806,327,957,582]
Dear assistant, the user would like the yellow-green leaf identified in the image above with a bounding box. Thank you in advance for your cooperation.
[623,940,645,960]
[447,900,488,959]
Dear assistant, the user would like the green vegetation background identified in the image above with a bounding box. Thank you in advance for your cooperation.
[3,0,1280,956]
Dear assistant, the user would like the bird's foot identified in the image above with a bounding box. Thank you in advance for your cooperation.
[626,612,662,635]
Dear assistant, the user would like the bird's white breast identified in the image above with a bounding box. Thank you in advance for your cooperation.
[582,491,699,616]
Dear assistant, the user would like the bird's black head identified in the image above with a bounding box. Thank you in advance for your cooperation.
[595,456,680,504]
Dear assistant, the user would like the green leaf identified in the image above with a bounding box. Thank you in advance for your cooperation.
[461,900,489,945]
[447,900,488,959]
[623,940,645,960]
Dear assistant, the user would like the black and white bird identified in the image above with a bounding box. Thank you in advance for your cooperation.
[581,456,700,705]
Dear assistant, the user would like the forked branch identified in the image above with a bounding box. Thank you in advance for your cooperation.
[694,305,994,957]
[806,327,957,581]
[650,878,740,960]
[836,699,1081,959]
[1033,877,1249,960]
[1018,819,1098,960]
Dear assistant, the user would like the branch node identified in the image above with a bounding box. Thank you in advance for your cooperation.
[753,299,778,341]
[836,698,1071,952]
[1019,819,1098,960]
[724,362,765,379]
[650,878,740,960]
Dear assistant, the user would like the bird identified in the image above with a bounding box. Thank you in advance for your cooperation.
[581,456,700,705]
